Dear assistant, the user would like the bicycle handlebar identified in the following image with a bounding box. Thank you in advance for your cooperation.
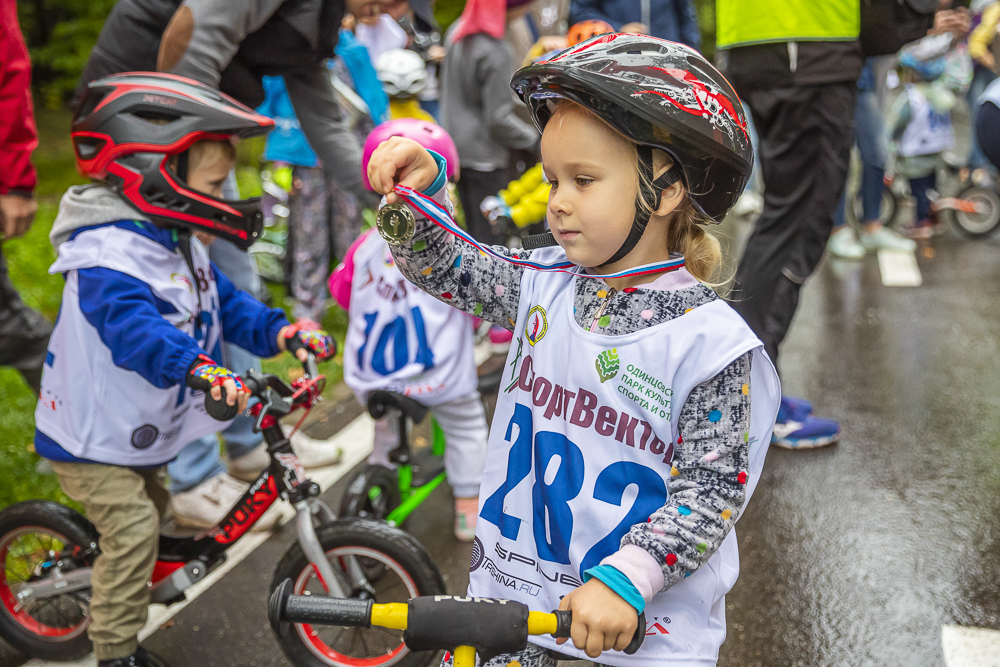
[268,579,645,666]
[203,351,319,422]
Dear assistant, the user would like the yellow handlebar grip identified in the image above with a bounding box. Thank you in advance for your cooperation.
[370,603,409,630]
[453,645,477,667]
[526,611,559,636]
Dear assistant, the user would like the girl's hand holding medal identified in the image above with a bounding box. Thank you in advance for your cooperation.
[366,137,440,205]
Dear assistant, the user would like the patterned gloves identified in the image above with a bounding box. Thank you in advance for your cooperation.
[283,321,337,361]
[185,354,250,394]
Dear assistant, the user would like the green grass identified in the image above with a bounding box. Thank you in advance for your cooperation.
[1,107,85,511]
[0,107,349,511]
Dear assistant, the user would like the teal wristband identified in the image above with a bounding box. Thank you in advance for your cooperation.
[422,150,448,195]
[583,564,646,613]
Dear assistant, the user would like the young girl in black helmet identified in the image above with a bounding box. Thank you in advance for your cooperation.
[36,73,336,667]
[367,34,781,665]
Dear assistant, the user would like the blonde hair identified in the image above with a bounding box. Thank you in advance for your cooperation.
[634,145,723,284]
[168,139,236,176]
[549,101,722,283]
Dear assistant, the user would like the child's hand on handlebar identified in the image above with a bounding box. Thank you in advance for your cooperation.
[186,354,251,413]
[367,137,439,204]
[278,321,337,362]
[556,578,640,659]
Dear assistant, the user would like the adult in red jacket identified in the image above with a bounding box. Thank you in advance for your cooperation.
[0,0,52,393]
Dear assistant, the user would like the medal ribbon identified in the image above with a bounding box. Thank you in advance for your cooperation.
[392,185,685,280]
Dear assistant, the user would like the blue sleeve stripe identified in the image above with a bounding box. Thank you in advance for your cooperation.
[212,263,289,357]
[45,351,54,367]
[583,564,646,613]
[77,267,205,388]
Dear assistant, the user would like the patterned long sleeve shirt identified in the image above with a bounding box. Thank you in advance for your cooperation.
[389,187,752,601]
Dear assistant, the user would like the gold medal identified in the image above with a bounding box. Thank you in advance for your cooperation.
[376,203,416,245]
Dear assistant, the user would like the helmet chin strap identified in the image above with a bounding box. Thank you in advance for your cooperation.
[599,145,679,267]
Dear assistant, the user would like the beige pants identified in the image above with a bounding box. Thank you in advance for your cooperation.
[50,461,169,661]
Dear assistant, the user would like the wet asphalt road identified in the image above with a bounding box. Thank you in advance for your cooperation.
[4,216,1000,667]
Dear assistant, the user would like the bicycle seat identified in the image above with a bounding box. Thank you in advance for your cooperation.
[367,390,429,423]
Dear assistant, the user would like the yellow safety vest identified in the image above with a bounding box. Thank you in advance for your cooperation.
[716,0,860,49]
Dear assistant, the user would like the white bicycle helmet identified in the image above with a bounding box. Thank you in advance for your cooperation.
[375,49,428,98]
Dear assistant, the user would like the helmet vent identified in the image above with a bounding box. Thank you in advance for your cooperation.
[131,110,182,125]
[73,137,106,161]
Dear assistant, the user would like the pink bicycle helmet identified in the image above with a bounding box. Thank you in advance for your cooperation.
[362,118,459,190]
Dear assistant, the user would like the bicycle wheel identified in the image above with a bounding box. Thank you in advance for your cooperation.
[0,501,98,661]
[950,187,1000,238]
[852,188,898,228]
[271,518,445,667]
[339,465,401,521]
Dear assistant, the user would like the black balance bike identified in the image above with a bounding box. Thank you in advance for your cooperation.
[0,352,445,667]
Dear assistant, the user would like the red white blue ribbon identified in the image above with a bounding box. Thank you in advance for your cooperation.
[393,185,685,280]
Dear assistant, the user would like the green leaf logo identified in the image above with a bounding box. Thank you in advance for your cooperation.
[596,348,619,383]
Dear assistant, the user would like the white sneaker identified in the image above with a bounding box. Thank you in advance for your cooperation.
[286,429,344,469]
[860,227,917,252]
[826,227,865,259]
[226,443,269,482]
[171,473,280,532]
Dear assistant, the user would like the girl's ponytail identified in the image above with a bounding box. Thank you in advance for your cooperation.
[666,202,723,285]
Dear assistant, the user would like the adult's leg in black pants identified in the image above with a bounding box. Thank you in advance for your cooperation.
[456,168,509,246]
[732,82,857,367]
[0,250,52,393]
[975,101,1000,170]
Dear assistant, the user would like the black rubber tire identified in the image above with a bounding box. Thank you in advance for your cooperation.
[0,501,99,661]
[270,518,445,667]
[948,186,1000,238]
[339,465,401,521]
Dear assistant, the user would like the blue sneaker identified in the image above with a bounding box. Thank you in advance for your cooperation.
[778,395,813,422]
[771,396,840,449]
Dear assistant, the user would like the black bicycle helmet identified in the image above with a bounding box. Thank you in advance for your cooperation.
[511,34,753,263]
[72,72,275,250]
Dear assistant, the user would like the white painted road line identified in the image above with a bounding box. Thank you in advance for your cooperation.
[942,625,1000,667]
[878,248,923,287]
[24,413,376,667]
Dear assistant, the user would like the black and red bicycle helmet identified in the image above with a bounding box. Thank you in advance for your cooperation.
[511,34,752,263]
[72,72,275,250]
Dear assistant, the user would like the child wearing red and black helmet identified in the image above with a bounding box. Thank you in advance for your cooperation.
[368,34,781,666]
[35,73,336,667]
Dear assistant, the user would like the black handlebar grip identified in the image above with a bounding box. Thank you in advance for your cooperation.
[286,334,308,357]
[268,579,294,637]
[204,389,239,421]
[287,335,321,378]
[624,612,645,655]
[553,610,572,639]
[278,591,374,629]
[550,610,643,654]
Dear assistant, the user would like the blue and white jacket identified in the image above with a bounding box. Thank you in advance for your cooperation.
[36,187,289,467]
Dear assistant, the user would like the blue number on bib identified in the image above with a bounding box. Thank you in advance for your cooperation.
[410,307,434,368]
[480,403,533,540]
[372,317,408,375]
[357,312,378,369]
[532,432,584,564]
[482,405,669,573]
[580,461,668,574]
[360,308,434,376]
